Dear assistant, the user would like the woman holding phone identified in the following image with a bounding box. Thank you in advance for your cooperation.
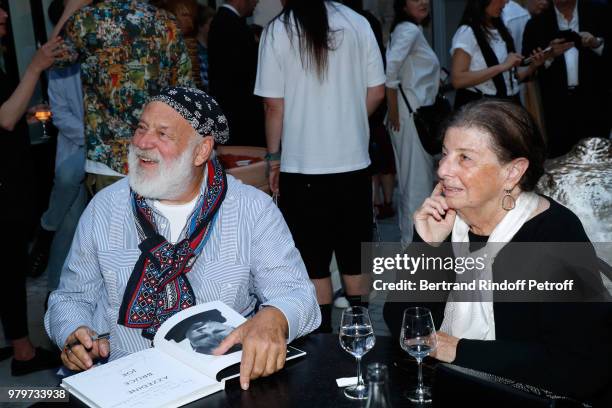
[450,0,546,108]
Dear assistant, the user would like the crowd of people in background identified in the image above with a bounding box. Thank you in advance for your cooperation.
[0,1,609,401]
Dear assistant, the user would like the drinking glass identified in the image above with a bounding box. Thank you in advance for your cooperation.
[34,104,52,140]
[339,306,376,400]
[400,307,437,403]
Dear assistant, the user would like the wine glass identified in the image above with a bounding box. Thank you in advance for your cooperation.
[400,307,437,403]
[34,104,52,140]
[339,306,376,400]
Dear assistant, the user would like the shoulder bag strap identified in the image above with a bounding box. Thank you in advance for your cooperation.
[398,84,414,114]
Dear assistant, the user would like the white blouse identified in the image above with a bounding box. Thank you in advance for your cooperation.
[386,22,440,108]
[450,25,519,96]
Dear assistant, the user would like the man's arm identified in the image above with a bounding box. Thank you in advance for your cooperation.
[44,197,103,350]
[213,195,320,389]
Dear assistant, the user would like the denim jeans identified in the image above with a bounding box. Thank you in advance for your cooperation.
[46,185,87,289]
[41,149,87,290]
[41,150,86,231]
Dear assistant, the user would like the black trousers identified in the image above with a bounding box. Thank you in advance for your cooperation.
[0,148,32,341]
[0,191,28,340]
[0,233,29,340]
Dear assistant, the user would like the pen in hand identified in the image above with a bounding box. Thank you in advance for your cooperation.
[64,332,110,352]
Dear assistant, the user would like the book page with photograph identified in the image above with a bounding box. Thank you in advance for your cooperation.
[61,348,223,408]
[154,301,307,381]
[61,301,307,407]
[154,301,247,379]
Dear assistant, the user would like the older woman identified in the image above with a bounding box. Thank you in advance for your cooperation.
[383,99,611,402]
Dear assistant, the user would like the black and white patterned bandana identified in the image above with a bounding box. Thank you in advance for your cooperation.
[149,87,229,144]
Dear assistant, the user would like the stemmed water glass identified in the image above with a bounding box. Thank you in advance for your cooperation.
[34,103,52,140]
[400,307,437,403]
[339,306,376,400]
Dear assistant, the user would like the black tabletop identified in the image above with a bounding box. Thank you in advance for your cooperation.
[191,333,431,408]
[34,334,569,408]
[44,334,432,408]
[188,335,569,408]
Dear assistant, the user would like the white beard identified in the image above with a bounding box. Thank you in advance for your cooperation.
[128,139,200,200]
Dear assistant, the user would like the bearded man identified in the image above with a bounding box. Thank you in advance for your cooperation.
[44,87,320,390]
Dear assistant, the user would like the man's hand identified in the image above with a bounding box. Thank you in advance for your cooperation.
[213,307,289,390]
[430,331,459,363]
[579,31,601,49]
[549,38,574,57]
[61,326,109,371]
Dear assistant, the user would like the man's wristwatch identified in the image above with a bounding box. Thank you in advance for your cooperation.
[265,151,281,161]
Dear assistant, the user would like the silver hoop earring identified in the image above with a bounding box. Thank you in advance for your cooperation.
[502,189,515,211]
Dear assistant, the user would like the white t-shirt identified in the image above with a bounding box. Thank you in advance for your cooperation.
[254,2,386,174]
[451,25,519,96]
[154,195,199,243]
[386,22,440,108]
[502,0,530,54]
[554,3,579,87]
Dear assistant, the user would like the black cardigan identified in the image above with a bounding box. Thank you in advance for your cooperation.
[383,198,612,403]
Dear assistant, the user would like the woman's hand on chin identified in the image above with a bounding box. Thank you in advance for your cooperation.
[414,182,456,244]
[430,331,459,363]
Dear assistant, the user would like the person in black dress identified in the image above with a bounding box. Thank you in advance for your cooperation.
[383,99,611,405]
[0,6,64,375]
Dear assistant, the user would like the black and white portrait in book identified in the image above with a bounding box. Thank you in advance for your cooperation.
[164,308,241,355]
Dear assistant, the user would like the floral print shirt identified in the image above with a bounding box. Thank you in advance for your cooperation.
[58,0,194,174]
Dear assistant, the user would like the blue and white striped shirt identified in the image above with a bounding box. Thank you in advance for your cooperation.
[44,175,321,359]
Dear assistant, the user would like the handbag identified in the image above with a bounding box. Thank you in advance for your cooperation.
[398,85,451,155]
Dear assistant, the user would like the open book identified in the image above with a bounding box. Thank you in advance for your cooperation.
[61,301,306,408]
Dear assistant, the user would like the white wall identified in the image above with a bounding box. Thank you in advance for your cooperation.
[8,0,37,79]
